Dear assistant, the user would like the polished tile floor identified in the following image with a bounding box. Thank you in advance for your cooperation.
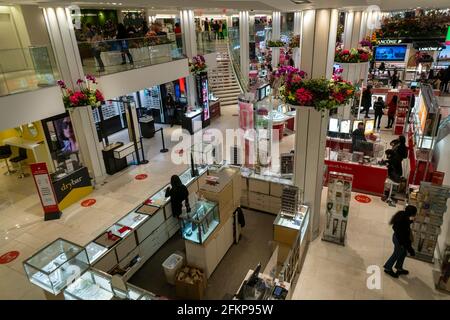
[0,104,447,300]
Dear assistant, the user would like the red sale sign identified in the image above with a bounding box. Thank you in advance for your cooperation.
[30,163,61,221]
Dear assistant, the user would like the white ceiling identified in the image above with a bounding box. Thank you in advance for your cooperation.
[2,0,450,11]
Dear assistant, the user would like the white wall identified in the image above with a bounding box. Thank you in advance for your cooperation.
[20,5,51,46]
[98,58,190,100]
[0,86,65,131]
[435,133,450,259]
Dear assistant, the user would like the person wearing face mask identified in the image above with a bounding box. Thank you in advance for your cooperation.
[384,205,417,278]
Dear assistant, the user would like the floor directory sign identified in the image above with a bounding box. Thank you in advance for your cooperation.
[30,162,62,221]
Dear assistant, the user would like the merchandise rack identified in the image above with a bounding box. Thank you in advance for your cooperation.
[394,92,410,135]
[408,182,450,263]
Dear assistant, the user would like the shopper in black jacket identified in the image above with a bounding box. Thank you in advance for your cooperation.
[373,96,385,130]
[391,135,408,160]
[165,175,190,218]
[116,23,133,65]
[361,85,372,118]
[384,205,417,278]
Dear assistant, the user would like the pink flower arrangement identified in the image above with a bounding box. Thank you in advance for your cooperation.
[335,47,372,63]
[277,67,356,112]
[189,55,207,74]
[57,75,104,110]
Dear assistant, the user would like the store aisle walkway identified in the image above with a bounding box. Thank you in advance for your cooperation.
[292,189,450,300]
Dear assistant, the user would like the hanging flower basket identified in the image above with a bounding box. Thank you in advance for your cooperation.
[57,75,104,110]
[276,66,356,113]
[189,55,208,75]
[334,47,372,63]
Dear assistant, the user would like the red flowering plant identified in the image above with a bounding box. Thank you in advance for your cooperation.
[278,67,355,112]
[334,47,372,63]
[57,75,104,110]
[189,55,207,74]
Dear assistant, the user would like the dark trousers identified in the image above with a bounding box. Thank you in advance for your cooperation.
[361,106,370,117]
[92,49,104,70]
[384,234,407,270]
[387,116,395,128]
[374,113,382,129]
[119,40,133,64]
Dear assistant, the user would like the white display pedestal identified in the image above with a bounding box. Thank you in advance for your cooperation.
[70,106,106,184]
[271,47,280,69]
[293,106,329,240]
[335,61,368,119]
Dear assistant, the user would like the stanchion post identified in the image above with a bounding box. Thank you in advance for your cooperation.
[160,128,169,153]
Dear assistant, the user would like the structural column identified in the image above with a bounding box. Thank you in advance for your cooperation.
[239,11,249,85]
[295,9,339,240]
[42,6,84,89]
[271,11,281,68]
[43,6,106,183]
[343,10,363,49]
[293,11,302,69]
[180,9,198,107]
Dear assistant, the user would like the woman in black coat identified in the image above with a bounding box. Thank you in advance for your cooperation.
[165,175,190,218]
[361,85,372,118]
[384,205,417,278]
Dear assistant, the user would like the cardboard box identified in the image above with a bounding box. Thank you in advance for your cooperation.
[175,266,207,300]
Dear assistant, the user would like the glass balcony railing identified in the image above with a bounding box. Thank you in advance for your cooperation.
[196,31,227,55]
[77,35,185,77]
[0,46,58,97]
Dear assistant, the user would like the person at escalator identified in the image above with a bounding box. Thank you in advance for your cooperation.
[165,175,191,219]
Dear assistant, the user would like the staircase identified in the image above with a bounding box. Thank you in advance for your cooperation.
[209,41,242,107]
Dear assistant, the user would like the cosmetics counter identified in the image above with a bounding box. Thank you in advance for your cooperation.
[324,148,388,196]
[241,170,294,215]
[184,167,241,278]
[182,108,203,135]
[23,166,208,300]
[235,206,310,300]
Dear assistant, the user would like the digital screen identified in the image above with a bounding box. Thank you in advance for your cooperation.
[446,26,450,45]
[364,119,375,134]
[375,45,407,61]
[202,78,210,121]
[328,118,339,132]
[437,45,450,61]
[340,120,351,134]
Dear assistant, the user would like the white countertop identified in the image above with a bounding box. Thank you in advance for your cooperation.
[3,137,43,149]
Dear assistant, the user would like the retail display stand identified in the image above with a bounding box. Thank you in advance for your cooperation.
[394,91,410,135]
[322,172,353,246]
[408,182,450,263]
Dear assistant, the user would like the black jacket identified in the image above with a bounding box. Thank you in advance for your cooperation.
[392,215,413,250]
[373,101,385,115]
[351,128,366,150]
[165,185,189,217]
[393,143,408,160]
[361,90,372,108]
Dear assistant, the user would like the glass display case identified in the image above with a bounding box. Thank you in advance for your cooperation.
[117,211,149,230]
[64,269,114,300]
[85,242,107,265]
[147,185,171,207]
[93,224,131,249]
[190,142,215,168]
[180,200,219,244]
[23,238,90,295]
